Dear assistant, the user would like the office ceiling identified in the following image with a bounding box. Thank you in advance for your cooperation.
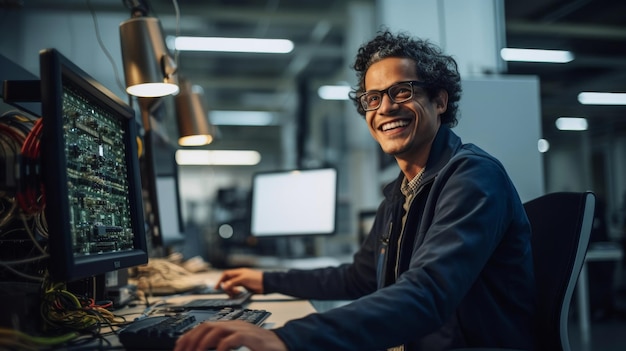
[7,0,626,146]
[504,0,626,138]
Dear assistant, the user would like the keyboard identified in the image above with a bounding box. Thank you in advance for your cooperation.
[181,291,253,309]
[118,308,271,350]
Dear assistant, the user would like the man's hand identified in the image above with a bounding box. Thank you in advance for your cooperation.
[174,320,287,351]
[216,268,264,296]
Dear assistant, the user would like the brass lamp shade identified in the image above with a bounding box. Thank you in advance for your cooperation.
[120,16,179,97]
[176,80,215,146]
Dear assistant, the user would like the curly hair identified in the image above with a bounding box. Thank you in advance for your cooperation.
[350,30,462,127]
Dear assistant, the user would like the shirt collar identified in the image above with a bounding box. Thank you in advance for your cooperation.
[400,168,424,197]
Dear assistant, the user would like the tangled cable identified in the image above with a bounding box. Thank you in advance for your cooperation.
[16,116,44,216]
[0,111,43,215]
[40,280,127,334]
[0,327,78,351]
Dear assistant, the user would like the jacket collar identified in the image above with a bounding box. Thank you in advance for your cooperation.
[383,125,463,199]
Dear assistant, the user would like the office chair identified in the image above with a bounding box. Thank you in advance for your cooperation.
[454,191,595,351]
[525,191,595,351]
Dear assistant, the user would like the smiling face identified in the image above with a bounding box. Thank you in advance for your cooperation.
[364,57,448,169]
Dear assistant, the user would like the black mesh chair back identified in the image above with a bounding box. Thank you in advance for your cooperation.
[524,191,595,351]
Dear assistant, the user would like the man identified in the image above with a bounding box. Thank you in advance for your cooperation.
[175,30,536,351]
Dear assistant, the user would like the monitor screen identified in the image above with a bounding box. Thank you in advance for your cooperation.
[249,168,337,237]
[155,174,185,247]
[40,48,148,282]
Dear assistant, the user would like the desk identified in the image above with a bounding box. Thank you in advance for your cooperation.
[163,292,317,329]
[576,242,623,347]
[103,271,317,349]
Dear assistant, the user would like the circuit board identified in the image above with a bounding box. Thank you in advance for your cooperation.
[61,83,135,256]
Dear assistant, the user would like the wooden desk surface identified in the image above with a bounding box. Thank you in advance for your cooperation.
[249,298,316,328]
[162,292,316,329]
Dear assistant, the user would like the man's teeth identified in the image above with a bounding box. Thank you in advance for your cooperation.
[381,120,409,131]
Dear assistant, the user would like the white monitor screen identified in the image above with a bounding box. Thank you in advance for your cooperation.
[250,168,337,237]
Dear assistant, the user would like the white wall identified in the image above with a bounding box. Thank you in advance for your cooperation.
[1,9,128,100]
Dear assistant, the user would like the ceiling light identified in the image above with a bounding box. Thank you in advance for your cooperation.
[555,117,588,131]
[171,36,294,54]
[210,111,276,126]
[318,85,351,100]
[577,92,626,105]
[175,150,261,166]
[119,16,179,97]
[500,48,574,63]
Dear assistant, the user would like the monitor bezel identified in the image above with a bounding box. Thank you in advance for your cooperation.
[248,167,338,238]
[40,48,148,282]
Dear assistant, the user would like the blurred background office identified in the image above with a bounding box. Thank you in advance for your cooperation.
[0,1,625,350]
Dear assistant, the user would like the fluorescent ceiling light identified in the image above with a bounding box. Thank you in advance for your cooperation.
[555,117,588,131]
[500,48,574,63]
[172,36,294,53]
[318,85,351,100]
[210,111,276,126]
[176,150,261,166]
[577,92,626,105]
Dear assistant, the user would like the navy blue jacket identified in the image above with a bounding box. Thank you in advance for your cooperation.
[266,126,536,350]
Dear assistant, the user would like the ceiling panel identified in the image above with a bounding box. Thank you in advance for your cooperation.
[6,0,626,143]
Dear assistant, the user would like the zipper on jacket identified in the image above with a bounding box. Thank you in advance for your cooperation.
[376,221,392,289]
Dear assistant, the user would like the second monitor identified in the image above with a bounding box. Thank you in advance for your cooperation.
[249,168,338,237]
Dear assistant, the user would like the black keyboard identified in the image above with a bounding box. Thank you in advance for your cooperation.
[118,308,271,350]
[181,291,253,309]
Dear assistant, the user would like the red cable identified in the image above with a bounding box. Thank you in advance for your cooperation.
[17,118,44,214]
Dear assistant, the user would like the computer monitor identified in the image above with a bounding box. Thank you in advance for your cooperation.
[155,175,184,243]
[140,125,186,253]
[249,168,338,237]
[155,164,185,248]
[39,48,148,282]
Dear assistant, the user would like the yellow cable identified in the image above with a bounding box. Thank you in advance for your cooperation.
[0,327,78,348]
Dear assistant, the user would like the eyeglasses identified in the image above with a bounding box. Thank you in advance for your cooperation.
[358,80,428,111]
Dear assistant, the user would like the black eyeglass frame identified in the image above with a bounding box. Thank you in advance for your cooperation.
[358,80,429,112]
